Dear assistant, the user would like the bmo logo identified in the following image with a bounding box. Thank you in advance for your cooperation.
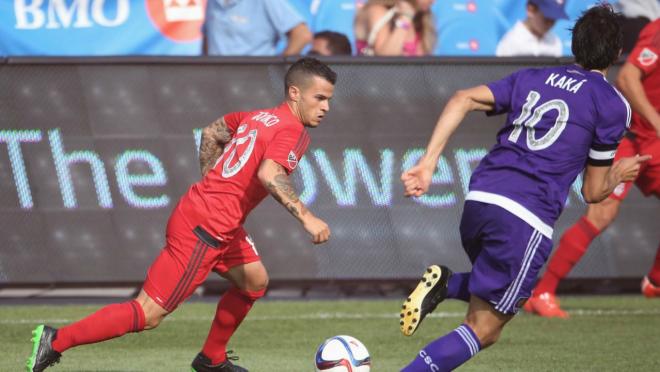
[13,0,205,42]
[14,0,130,29]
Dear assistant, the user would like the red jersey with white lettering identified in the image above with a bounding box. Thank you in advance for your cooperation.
[178,102,310,242]
[628,19,660,140]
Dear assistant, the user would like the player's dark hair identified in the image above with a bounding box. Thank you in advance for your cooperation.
[284,57,337,96]
[311,31,352,56]
[571,4,623,70]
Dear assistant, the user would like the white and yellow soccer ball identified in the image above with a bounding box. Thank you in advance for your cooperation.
[314,335,371,372]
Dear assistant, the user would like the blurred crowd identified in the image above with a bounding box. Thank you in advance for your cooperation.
[1,0,658,57]
[203,0,660,57]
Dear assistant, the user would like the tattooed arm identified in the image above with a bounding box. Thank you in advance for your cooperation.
[257,159,330,244]
[199,117,233,176]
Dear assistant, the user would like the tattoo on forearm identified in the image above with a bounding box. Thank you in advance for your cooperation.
[285,202,300,217]
[273,174,299,203]
[199,118,231,175]
[266,169,308,218]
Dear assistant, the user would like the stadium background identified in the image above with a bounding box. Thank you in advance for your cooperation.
[0,0,660,372]
[0,57,657,287]
[1,0,598,56]
[1,2,659,371]
[0,0,658,287]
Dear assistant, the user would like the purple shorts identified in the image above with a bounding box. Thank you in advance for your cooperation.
[460,201,553,314]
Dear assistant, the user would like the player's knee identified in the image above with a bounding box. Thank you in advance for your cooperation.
[469,325,502,349]
[464,320,503,349]
[249,276,269,292]
[135,291,169,330]
[230,286,266,302]
[244,276,268,297]
[586,201,619,230]
[588,214,613,230]
[141,300,167,329]
[242,272,269,293]
[143,312,166,330]
[479,328,502,348]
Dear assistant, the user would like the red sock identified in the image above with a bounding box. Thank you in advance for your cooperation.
[201,287,265,364]
[535,217,600,295]
[648,243,660,286]
[52,300,145,353]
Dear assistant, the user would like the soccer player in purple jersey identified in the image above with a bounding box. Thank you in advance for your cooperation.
[398,5,651,371]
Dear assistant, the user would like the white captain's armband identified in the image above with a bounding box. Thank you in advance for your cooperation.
[587,143,618,166]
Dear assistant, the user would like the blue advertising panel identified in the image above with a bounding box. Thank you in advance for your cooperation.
[0,0,205,56]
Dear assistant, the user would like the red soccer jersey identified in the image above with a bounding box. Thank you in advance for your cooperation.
[178,102,310,242]
[627,19,660,140]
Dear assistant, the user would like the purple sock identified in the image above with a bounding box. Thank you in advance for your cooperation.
[447,272,470,302]
[401,324,481,372]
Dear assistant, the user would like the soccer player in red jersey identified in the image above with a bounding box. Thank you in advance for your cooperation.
[525,19,660,318]
[26,57,337,372]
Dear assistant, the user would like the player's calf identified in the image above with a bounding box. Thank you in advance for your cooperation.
[400,265,452,336]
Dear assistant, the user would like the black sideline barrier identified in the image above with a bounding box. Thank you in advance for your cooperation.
[0,57,657,286]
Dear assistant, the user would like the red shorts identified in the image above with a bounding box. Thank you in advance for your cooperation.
[143,208,260,312]
[610,136,660,201]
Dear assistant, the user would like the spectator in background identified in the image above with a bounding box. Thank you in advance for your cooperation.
[354,0,436,56]
[496,0,568,57]
[309,31,353,56]
[203,0,312,56]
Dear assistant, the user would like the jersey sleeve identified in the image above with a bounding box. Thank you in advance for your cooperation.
[589,92,631,166]
[222,111,249,134]
[263,126,310,174]
[627,20,660,76]
[485,70,520,116]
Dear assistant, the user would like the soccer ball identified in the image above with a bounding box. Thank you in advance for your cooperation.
[314,335,371,372]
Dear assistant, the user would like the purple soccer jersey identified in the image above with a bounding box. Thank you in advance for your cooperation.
[467,64,631,237]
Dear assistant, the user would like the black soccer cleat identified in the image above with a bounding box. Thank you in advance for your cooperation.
[26,325,62,372]
[191,351,248,372]
[400,265,453,336]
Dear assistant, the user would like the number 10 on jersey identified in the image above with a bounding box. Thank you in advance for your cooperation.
[508,90,570,151]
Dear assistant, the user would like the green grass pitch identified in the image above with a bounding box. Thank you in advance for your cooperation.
[3,295,659,371]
